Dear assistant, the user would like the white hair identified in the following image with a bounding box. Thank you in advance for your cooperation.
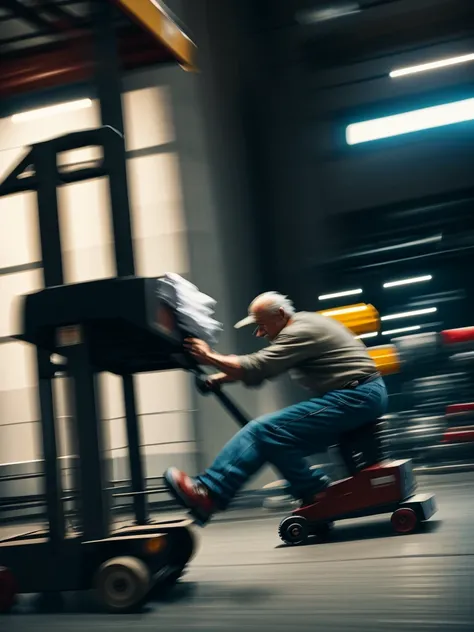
[250,291,296,317]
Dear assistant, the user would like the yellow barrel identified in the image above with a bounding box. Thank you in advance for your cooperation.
[318,303,380,336]
[368,345,401,376]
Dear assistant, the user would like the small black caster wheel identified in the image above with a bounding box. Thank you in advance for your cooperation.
[0,567,18,614]
[278,515,309,545]
[391,508,418,535]
[312,522,334,541]
[95,556,151,613]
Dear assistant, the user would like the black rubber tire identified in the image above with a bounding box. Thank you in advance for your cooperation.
[94,556,151,613]
[278,515,309,545]
[391,507,419,535]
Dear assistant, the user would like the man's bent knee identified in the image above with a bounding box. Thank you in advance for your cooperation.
[244,418,266,437]
[243,415,277,441]
[245,412,290,445]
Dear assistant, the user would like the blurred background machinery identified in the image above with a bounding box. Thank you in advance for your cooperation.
[322,304,474,474]
[376,326,474,471]
[321,302,474,471]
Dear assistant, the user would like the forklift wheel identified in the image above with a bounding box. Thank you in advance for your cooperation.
[278,515,309,545]
[95,556,151,613]
[391,508,419,535]
[0,567,18,614]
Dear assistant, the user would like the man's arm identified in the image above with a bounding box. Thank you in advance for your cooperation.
[184,338,245,380]
[205,353,245,381]
[207,371,238,386]
[206,333,316,386]
[237,332,316,386]
[185,332,316,386]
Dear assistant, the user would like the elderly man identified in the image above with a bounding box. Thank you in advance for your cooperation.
[164,291,387,525]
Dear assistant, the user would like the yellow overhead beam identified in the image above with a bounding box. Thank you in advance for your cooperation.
[114,0,197,70]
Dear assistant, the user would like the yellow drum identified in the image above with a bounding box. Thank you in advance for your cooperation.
[318,303,380,337]
[368,345,401,376]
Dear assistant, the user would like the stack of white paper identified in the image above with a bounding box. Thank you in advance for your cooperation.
[155,273,223,345]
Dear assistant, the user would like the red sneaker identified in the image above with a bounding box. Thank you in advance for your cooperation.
[164,467,216,525]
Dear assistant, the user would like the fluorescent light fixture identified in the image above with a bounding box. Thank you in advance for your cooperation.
[322,305,368,317]
[346,98,474,145]
[318,289,363,300]
[356,332,378,339]
[390,53,474,78]
[296,3,360,24]
[383,275,432,288]
[12,99,92,123]
[348,234,442,259]
[381,307,437,321]
[382,325,421,336]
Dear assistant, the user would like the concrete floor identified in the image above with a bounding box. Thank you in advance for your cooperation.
[1,472,473,632]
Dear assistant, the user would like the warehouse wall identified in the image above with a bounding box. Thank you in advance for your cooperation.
[0,103,102,472]
[0,73,199,505]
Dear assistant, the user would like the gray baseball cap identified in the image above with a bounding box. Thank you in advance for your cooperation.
[234,313,256,329]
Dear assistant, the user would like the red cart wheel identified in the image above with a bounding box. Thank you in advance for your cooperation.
[391,508,418,534]
[0,567,18,614]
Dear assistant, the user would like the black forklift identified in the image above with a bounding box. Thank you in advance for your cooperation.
[0,1,204,613]
[0,124,202,613]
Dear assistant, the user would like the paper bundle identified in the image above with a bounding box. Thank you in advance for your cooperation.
[155,273,223,345]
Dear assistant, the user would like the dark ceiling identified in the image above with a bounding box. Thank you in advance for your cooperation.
[0,0,185,99]
[0,0,93,55]
[254,0,474,69]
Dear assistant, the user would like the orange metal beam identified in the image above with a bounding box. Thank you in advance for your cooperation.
[112,0,197,70]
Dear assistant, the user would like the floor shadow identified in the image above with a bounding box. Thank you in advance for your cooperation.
[11,591,110,616]
[276,518,443,549]
[155,582,275,605]
[10,577,203,616]
[223,586,274,604]
[149,579,197,604]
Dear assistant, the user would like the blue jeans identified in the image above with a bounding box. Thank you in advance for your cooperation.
[198,377,388,508]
